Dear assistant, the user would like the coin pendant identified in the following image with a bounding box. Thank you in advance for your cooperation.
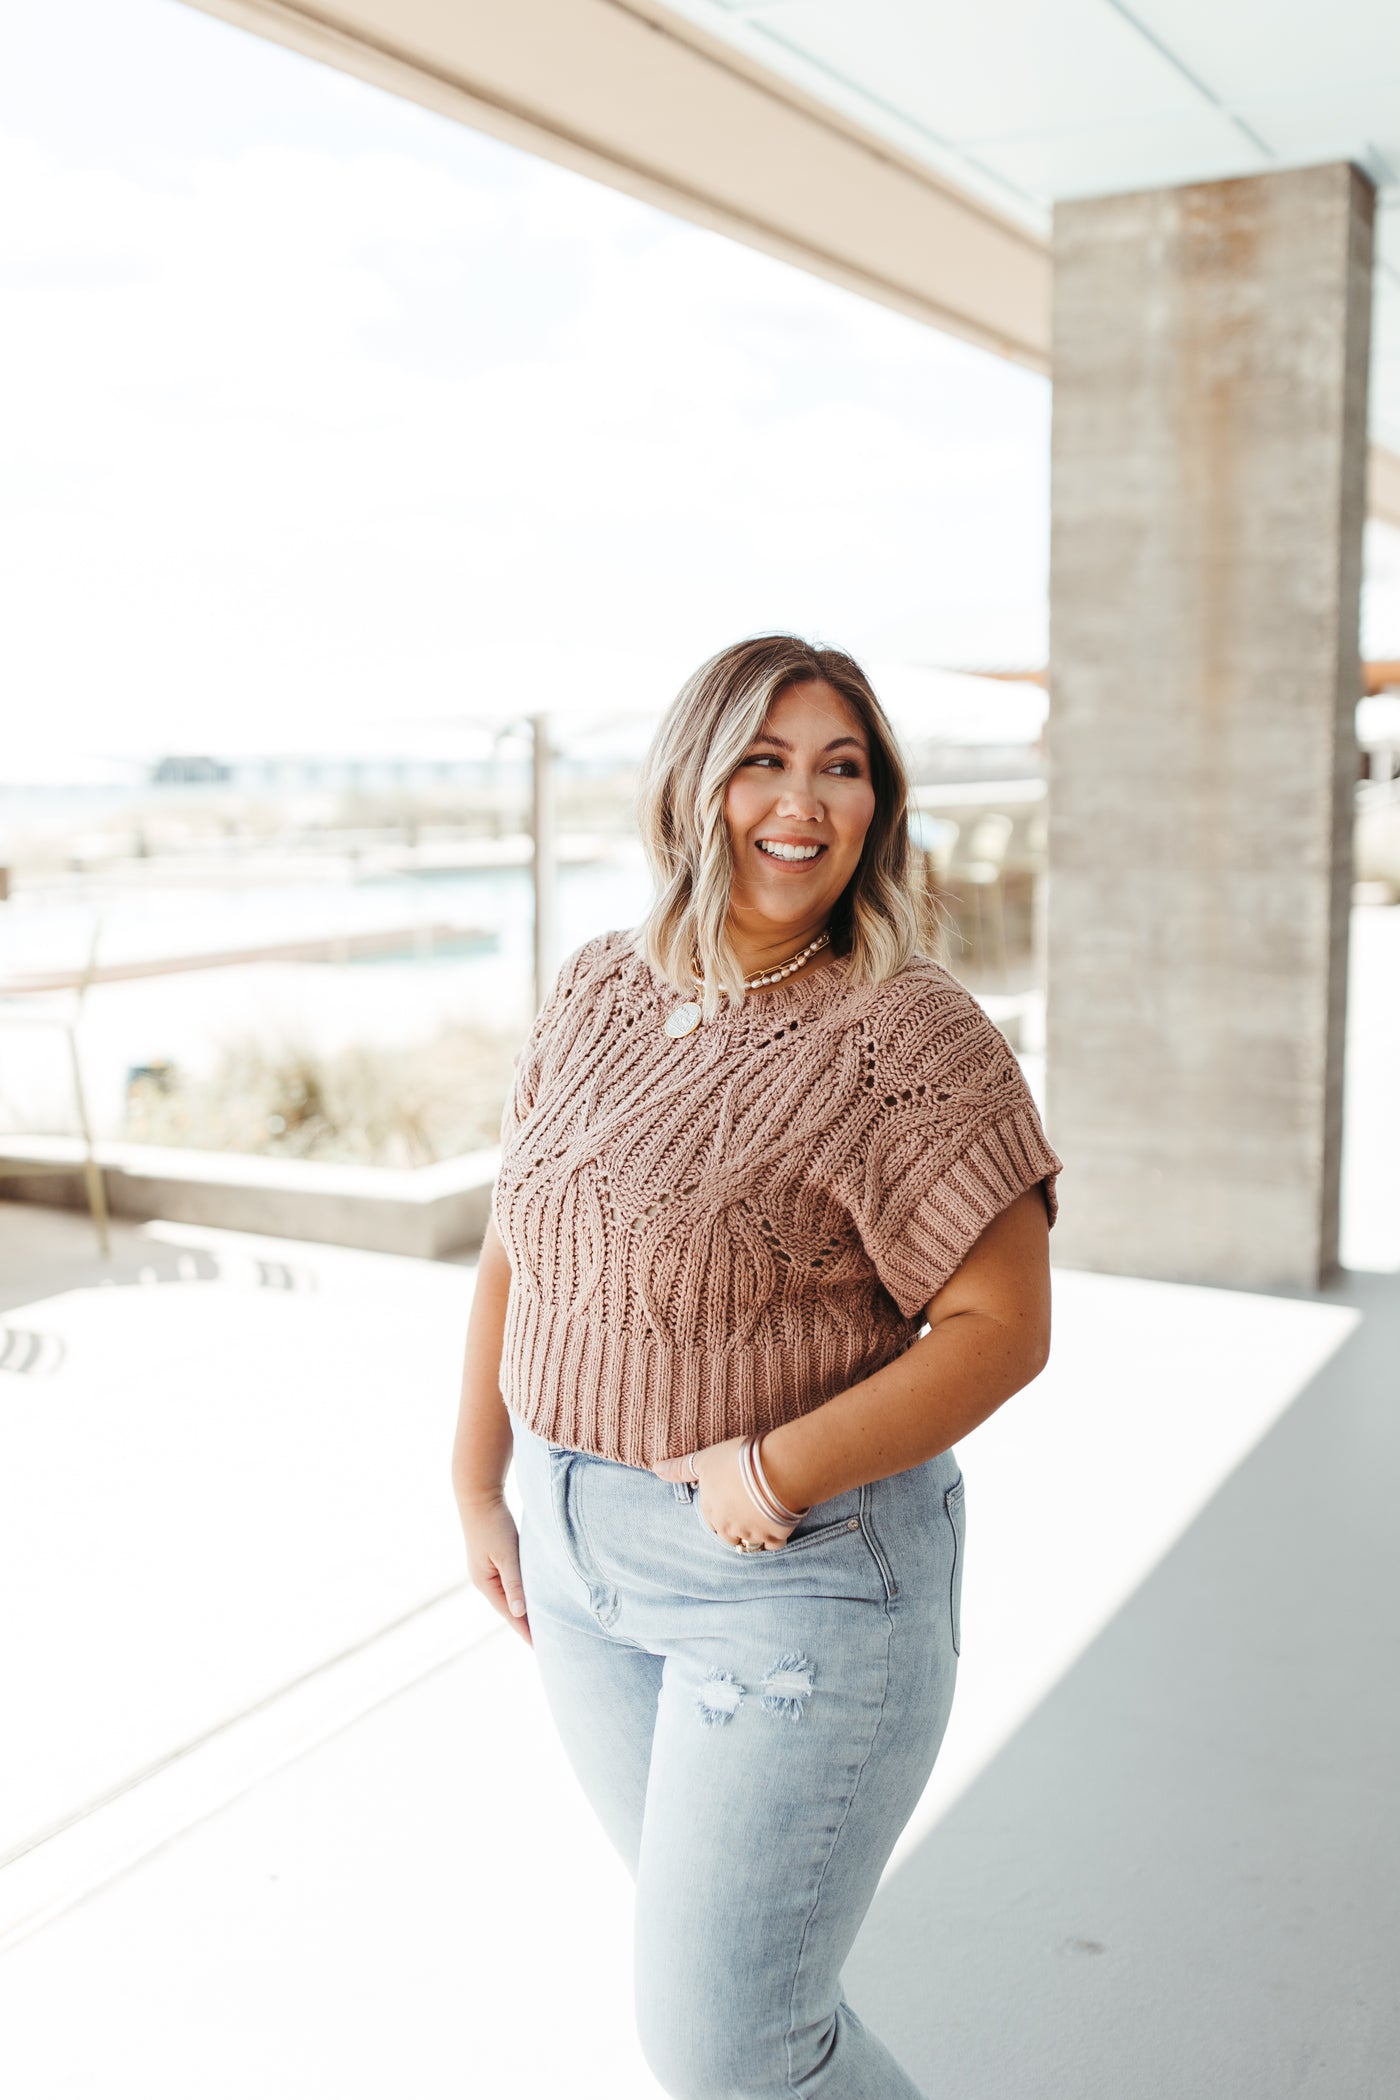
[663,1000,702,1038]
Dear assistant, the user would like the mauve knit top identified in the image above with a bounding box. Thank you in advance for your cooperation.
[493,926,1063,1468]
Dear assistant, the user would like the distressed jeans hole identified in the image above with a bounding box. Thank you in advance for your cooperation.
[760,1650,814,1722]
[695,1667,745,1726]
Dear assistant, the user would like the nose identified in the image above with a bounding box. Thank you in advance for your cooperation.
[772,774,825,817]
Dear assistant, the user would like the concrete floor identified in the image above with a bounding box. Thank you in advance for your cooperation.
[1,905,1397,2098]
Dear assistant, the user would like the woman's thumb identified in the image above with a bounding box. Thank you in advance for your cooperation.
[496,1558,528,1617]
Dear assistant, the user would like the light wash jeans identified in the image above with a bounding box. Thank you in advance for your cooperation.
[509,1413,966,2100]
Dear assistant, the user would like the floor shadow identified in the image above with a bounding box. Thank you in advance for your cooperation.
[848,1265,1400,2100]
[0,1201,315,1318]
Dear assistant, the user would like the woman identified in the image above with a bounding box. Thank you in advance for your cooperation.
[452,634,1062,2100]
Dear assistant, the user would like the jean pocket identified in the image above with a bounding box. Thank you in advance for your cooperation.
[944,1476,966,1655]
[691,1480,864,1556]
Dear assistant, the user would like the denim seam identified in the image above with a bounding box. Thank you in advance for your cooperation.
[693,1498,871,1559]
[555,1454,622,1627]
[857,1480,899,1602]
[771,1518,870,1557]
[782,1595,897,2096]
[564,1458,607,1575]
[945,1479,965,1655]
[690,1480,895,1588]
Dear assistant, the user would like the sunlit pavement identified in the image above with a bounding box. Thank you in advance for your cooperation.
[2,907,1397,2099]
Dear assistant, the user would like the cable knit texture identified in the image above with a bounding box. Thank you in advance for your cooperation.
[493,926,1063,1467]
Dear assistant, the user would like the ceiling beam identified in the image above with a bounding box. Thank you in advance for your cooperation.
[180,0,1400,523]
[177,0,1050,367]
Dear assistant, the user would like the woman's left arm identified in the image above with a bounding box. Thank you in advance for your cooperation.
[756,1181,1052,1513]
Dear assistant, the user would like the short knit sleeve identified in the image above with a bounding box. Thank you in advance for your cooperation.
[498,934,605,1151]
[833,969,1063,1321]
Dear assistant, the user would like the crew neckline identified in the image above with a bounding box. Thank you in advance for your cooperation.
[635,936,852,1025]
[744,949,850,1004]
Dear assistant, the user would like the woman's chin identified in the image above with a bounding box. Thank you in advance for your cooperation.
[743,892,835,936]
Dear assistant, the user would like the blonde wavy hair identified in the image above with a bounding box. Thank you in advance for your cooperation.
[632,634,945,1017]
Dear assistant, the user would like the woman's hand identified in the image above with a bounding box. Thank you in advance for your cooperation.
[458,1490,533,1644]
[651,1435,799,1551]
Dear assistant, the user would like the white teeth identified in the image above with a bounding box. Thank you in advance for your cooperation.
[757,840,823,862]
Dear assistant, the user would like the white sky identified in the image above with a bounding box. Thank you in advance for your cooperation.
[1,0,1397,778]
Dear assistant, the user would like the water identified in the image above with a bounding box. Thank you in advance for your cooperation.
[0,851,657,1138]
[0,853,654,987]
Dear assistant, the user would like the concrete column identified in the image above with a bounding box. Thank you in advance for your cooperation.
[1046,163,1374,1290]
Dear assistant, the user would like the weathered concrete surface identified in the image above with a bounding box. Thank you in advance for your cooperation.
[1047,162,1374,1288]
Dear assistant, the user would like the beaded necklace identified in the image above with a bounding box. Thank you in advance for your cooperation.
[661,929,832,1039]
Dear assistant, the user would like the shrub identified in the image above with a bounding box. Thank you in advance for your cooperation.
[123,1023,517,1168]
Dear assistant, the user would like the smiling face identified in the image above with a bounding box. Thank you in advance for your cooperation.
[722,678,878,962]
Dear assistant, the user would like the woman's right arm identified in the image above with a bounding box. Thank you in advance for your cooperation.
[451,1211,532,1643]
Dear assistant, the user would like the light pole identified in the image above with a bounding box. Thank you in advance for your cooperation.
[393,706,559,1016]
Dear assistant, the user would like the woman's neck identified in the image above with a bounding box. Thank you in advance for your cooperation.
[724,919,837,987]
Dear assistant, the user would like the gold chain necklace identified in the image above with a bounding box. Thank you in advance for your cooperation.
[662,930,832,1039]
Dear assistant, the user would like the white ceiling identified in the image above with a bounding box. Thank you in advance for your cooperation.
[660,0,1400,452]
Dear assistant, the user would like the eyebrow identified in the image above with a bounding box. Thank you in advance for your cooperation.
[750,731,868,755]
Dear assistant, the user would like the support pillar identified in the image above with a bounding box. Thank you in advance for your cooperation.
[1046,163,1374,1289]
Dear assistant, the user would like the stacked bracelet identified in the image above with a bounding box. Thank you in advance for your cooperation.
[737,1432,809,1527]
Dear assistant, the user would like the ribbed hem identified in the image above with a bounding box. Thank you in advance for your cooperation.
[500,1286,912,1469]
